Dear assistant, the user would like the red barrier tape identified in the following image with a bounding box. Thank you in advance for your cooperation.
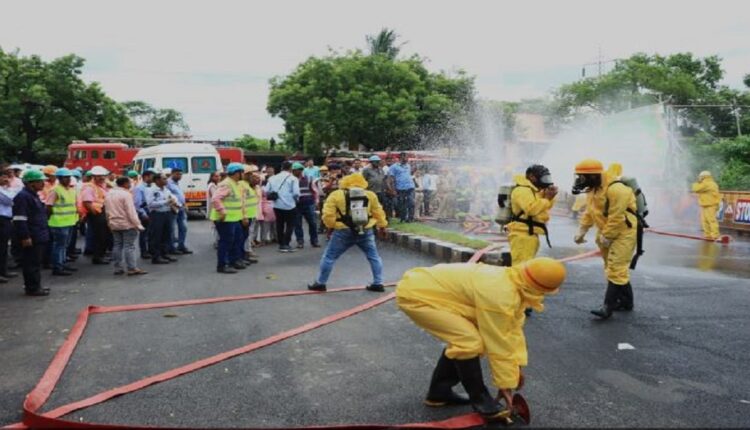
[646,228,731,244]
[10,249,603,430]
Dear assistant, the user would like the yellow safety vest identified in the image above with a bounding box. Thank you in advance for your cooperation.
[48,185,79,227]
[210,179,242,222]
[241,181,259,219]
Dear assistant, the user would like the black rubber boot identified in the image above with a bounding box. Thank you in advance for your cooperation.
[454,357,505,420]
[615,283,634,311]
[307,282,327,292]
[424,350,470,407]
[591,282,620,319]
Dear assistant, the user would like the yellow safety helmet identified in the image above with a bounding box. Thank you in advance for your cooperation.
[574,159,604,175]
[520,257,567,295]
[42,165,58,176]
[699,170,712,178]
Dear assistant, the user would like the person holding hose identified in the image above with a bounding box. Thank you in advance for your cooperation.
[691,171,721,241]
[396,257,566,421]
[572,160,637,319]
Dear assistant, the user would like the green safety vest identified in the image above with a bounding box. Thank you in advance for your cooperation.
[48,185,78,227]
[242,182,259,219]
[210,179,242,222]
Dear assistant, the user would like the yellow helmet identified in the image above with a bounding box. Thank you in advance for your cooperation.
[520,257,567,295]
[42,165,58,176]
[699,170,712,178]
[574,159,604,175]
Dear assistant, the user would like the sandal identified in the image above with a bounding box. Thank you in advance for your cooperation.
[127,268,148,276]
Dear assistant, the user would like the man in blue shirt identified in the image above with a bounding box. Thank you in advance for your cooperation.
[133,169,155,259]
[302,158,320,180]
[166,167,192,254]
[264,161,300,252]
[13,170,50,296]
[0,165,20,283]
[145,173,177,264]
[387,152,416,222]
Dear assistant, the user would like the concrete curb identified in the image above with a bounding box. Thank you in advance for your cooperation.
[382,228,511,266]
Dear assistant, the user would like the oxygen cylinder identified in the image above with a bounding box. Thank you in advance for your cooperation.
[348,188,369,233]
[495,183,515,226]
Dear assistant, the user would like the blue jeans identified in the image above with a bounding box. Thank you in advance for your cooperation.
[294,202,319,246]
[316,229,383,285]
[215,221,242,268]
[397,189,415,222]
[50,226,72,271]
[170,209,188,251]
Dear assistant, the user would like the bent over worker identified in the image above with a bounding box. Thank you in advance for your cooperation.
[572,160,637,319]
[308,173,387,293]
[396,257,566,420]
[691,171,721,240]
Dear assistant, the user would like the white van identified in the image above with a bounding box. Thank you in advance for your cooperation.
[132,143,222,212]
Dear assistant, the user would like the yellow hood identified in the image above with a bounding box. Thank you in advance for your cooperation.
[513,174,538,191]
[508,266,547,312]
[340,173,369,190]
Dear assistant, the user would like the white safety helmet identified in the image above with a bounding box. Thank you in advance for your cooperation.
[89,166,110,176]
[699,170,712,178]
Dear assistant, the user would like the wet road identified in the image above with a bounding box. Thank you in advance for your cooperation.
[1,219,749,428]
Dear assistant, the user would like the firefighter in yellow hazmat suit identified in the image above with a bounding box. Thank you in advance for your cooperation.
[396,257,566,420]
[507,164,557,265]
[691,171,721,240]
[572,159,637,319]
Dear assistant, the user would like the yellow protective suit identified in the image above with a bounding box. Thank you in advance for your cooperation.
[321,173,388,230]
[507,175,553,265]
[691,177,721,239]
[579,167,637,285]
[396,263,547,390]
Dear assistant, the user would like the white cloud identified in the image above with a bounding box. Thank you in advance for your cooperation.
[1,0,748,139]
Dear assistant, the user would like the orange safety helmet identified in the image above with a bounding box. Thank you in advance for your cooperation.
[42,165,58,176]
[520,257,567,295]
[574,159,604,175]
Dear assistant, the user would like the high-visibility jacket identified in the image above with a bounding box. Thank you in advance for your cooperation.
[240,180,259,219]
[48,185,78,227]
[210,178,243,222]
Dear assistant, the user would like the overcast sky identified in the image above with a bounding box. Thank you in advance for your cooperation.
[2,0,748,140]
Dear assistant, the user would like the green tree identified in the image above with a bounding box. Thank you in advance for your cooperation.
[366,28,402,59]
[233,134,273,151]
[122,100,189,136]
[267,50,474,154]
[0,48,141,162]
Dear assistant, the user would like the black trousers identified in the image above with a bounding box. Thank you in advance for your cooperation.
[274,208,296,248]
[139,214,151,256]
[88,212,111,261]
[149,211,172,260]
[22,242,45,291]
[0,217,11,276]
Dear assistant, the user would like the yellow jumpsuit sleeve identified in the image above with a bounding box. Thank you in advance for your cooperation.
[367,192,388,228]
[602,183,633,240]
[691,181,709,193]
[475,307,525,389]
[579,192,597,229]
[513,187,552,218]
[322,190,343,229]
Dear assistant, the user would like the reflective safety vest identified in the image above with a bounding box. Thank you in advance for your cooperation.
[241,181,259,219]
[210,178,242,222]
[48,185,79,227]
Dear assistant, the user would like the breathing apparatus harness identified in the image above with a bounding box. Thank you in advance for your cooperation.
[509,186,552,248]
[336,187,370,235]
[603,179,649,270]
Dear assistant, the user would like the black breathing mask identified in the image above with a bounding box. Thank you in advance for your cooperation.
[571,174,601,195]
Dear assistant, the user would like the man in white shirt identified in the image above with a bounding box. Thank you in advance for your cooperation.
[421,171,439,216]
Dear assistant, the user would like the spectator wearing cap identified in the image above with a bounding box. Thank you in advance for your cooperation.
[45,168,79,276]
[388,152,415,222]
[127,170,140,190]
[133,169,156,259]
[39,165,58,202]
[67,169,84,259]
[82,166,112,264]
[166,167,192,255]
[264,161,300,253]
[211,163,245,273]
[292,162,319,248]
[239,165,260,263]
[105,176,147,276]
[0,164,21,283]
[145,173,177,265]
[362,155,386,206]
[13,170,50,296]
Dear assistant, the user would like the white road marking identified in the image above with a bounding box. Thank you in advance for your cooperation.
[618,343,636,350]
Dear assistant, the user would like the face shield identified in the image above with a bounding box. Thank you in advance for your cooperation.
[571,173,601,195]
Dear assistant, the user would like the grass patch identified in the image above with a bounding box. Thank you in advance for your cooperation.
[388,221,491,250]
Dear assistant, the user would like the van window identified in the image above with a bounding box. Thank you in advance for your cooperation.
[73,150,87,160]
[91,150,99,159]
[103,150,116,160]
[143,158,155,171]
[133,159,143,173]
[191,156,217,174]
[162,157,188,172]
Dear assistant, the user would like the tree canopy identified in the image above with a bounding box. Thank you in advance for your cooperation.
[267,48,474,155]
[122,100,190,137]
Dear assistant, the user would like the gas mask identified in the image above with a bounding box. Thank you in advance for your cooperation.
[526,164,554,189]
[571,173,602,195]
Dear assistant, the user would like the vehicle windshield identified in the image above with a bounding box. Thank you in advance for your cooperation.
[162,157,188,172]
[191,156,217,174]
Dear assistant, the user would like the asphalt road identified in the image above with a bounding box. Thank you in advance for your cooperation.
[1,219,749,428]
